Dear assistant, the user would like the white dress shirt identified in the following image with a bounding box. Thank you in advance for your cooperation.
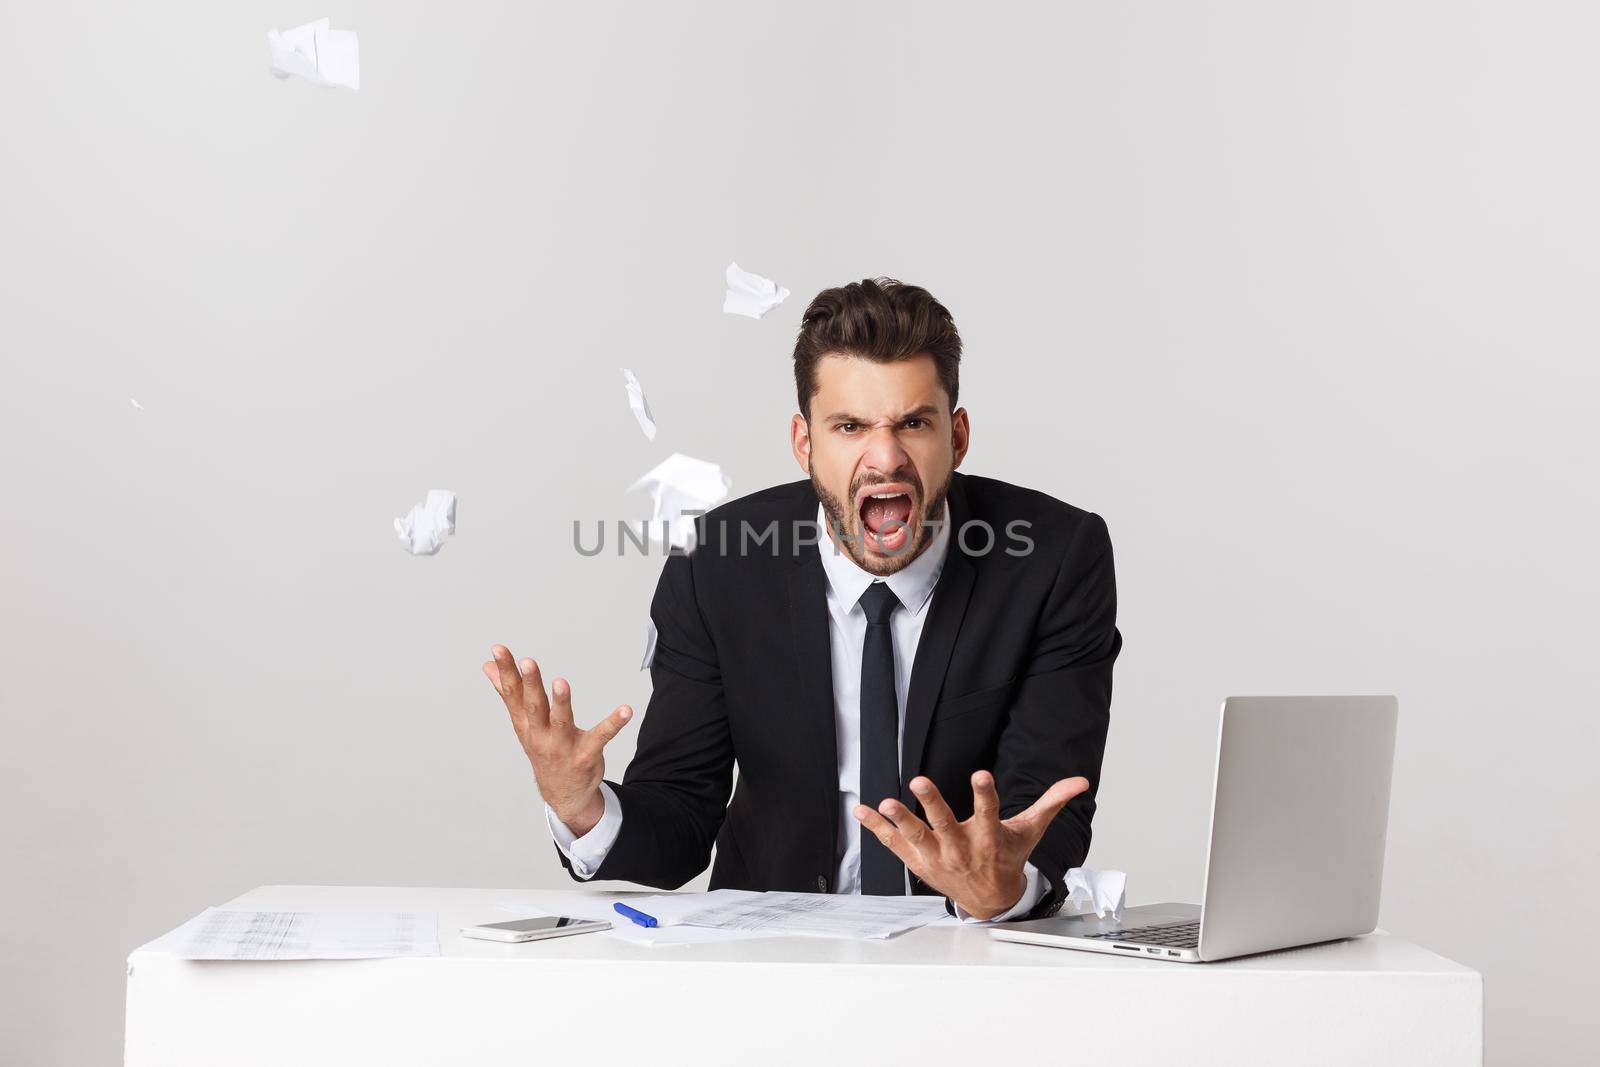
[546,501,1044,922]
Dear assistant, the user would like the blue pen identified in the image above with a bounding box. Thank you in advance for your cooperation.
[613,902,659,928]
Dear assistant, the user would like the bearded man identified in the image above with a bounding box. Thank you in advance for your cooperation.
[485,277,1120,921]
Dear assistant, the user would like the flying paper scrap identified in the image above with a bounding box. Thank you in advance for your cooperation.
[620,369,657,440]
[394,490,457,556]
[268,18,360,90]
[129,398,144,411]
[641,619,658,670]
[1062,867,1127,920]
[722,262,790,319]
[627,453,732,551]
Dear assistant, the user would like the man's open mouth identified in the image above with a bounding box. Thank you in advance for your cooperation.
[858,486,915,553]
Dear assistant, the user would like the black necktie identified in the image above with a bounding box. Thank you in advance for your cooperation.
[858,581,905,895]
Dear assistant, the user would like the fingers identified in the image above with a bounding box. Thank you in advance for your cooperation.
[486,647,533,739]
[485,647,554,738]
[1004,776,1091,844]
[487,646,524,706]
[517,658,552,730]
[874,798,934,853]
[487,651,629,752]
[853,804,924,870]
[908,776,957,835]
[547,676,574,729]
[970,770,1000,822]
[581,704,634,757]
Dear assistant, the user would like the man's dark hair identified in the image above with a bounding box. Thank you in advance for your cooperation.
[792,277,962,418]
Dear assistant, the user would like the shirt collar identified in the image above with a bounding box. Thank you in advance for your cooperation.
[814,500,952,617]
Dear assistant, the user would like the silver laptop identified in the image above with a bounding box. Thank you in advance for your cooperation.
[991,695,1398,963]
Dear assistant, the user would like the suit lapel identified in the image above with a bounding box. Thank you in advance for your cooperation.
[901,473,977,791]
[786,485,841,861]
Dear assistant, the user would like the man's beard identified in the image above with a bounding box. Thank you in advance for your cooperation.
[813,468,951,576]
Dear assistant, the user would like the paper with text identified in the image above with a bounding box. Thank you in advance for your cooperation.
[496,893,775,946]
[174,909,439,960]
[674,890,948,939]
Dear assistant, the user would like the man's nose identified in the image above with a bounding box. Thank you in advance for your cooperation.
[861,425,912,475]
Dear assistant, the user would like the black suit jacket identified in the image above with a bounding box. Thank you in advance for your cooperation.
[560,471,1120,920]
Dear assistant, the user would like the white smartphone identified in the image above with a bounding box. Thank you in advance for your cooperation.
[461,916,612,943]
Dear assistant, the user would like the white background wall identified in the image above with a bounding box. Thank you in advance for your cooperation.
[2,2,1596,1062]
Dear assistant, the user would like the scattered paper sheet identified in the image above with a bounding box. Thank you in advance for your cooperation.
[129,398,144,411]
[722,262,790,319]
[496,893,776,947]
[268,17,360,90]
[626,453,731,551]
[394,489,456,556]
[641,618,657,670]
[620,369,657,440]
[1062,867,1127,920]
[174,909,438,960]
[674,890,948,939]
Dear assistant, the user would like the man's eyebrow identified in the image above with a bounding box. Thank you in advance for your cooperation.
[822,405,941,426]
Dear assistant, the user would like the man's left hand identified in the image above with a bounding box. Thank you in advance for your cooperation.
[853,771,1090,920]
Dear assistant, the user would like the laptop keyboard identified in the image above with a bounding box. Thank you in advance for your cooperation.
[1083,920,1199,949]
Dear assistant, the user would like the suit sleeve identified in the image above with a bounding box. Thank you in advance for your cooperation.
[556,545,735,889]
[993,511,1120,920]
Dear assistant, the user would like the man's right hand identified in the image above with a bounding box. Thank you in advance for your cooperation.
[482,644,634,838]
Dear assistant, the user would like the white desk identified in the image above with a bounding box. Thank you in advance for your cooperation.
[126,885,1482,1066]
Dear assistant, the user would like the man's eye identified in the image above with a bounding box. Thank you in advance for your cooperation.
[839,423,858,433]
[903,418,925,430]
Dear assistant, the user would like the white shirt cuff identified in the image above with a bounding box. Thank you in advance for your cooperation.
[544,782,623,880]
[953,861,1046,923]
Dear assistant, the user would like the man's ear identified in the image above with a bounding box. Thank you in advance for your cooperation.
[790,412,812,475]
[951,407,970,468]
